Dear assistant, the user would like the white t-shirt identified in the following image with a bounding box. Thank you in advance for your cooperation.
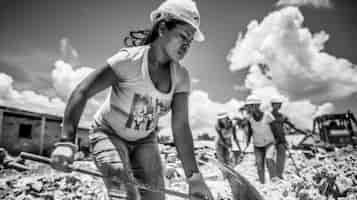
[248,112,276,147]
[94,45,191,141]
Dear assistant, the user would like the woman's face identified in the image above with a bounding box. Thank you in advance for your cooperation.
[162,23,196,61]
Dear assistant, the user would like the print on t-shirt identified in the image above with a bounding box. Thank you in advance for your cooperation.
[125,93,170,131]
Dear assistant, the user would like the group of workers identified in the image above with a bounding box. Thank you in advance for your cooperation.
[215,96,295,184]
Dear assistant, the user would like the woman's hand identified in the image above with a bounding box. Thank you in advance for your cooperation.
[50,142,78,172]
[188,173,214,200]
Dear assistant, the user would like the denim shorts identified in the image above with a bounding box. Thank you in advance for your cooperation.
[89,120,165,200]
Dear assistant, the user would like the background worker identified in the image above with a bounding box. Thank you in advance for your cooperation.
[244,96,278,184]
[215,112,239,166]
[270,97,296,179]
[215,112,244,200]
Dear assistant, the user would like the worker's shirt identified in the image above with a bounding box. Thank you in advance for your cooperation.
[248,112,276,147]
[94,45,191,141]
[271,112,288,144]
[216,124,234,147]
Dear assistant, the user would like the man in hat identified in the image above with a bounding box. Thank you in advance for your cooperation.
[270,97,293,179]
[244,96,278,184]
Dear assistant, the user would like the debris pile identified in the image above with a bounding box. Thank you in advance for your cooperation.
[236,145,357,200]
[0,163,106,200]
[0,144,356,200]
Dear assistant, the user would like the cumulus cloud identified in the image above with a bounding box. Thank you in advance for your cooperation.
[192,78,200,84]
[233,84,249,92]
[52,60,94,100]
[281,100,335,129]
[51,60,101,127]
[0,38,102,128]
[52,39,103,127]
[276,0,332,8]
[0,73,66,116]
[60,38,80,67]
[228,7,357,101]
[225,7,350,129]
[158,90,245,138]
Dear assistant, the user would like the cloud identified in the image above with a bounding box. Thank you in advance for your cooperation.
[0,60,31,83]
[276,0,332,8]
[60,38,80,67]
[0,38,102,128]
[233,84,249,92]
[51,60,105,127]
[226,7,346,129]
[0,73,66,116]
[158,90,245,138]
[52,37,111,127]
[191,78,200,84]
[281,100,335,129]
[52,60,94,100]
[228,7,357,101]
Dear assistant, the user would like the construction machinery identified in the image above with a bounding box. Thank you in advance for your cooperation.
[296,110,357,149]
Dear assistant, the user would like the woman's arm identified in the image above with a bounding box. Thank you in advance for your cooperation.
[170,92,199,177]
[245,120,253,147]
[61,64,119,142]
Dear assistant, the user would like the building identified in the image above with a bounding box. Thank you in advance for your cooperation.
[0,106,89,156]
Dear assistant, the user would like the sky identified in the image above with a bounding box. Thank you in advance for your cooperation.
[0,0,357,135]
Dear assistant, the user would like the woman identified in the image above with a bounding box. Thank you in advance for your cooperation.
[244,96,278,184]
[50,0,213,200]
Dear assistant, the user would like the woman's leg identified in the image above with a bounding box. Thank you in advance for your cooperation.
[276,144,286,179]
[130,139,165,200]
[216,141,230,165]
[265,144,278,180]
[254,146,265,184]
[90,131,140,200]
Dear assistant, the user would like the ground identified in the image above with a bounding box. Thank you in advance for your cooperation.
[0,143,356,200]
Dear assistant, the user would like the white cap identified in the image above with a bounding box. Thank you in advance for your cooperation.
[245,96,262,105]
[150,0,205,42]
[217,112,229,119]
[271,97,283,103]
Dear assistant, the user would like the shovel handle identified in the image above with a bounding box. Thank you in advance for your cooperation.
[20,152,191,199]
[20,152,51,164]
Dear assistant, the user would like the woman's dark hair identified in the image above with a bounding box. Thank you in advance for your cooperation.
[218,117,232,129]
[124,18,188,47]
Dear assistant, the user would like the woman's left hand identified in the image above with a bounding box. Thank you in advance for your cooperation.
[188,173,214,200]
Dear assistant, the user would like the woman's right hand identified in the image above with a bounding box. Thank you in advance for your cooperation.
[50,142,78,172]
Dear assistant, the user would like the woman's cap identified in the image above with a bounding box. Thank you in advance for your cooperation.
[217,112,229,119]
[271,97,283,104]
[245,96,262,105]
[150,0,205,42]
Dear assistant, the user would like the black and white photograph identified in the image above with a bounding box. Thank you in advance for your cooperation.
[0,0,357,199]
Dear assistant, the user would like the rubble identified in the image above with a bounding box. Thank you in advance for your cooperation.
[0,143,356,200]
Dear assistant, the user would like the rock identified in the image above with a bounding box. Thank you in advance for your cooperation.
[29,181,43,193]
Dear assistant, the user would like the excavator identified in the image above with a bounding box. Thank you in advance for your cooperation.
[294,110,357,150]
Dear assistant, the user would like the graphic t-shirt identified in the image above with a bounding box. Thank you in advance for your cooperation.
[248,112,276,147]
[94,45,191,141]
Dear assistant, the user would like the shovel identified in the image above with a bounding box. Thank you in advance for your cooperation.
[20,152,190,199]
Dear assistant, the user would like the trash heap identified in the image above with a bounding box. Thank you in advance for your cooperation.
[0,144,356,200]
